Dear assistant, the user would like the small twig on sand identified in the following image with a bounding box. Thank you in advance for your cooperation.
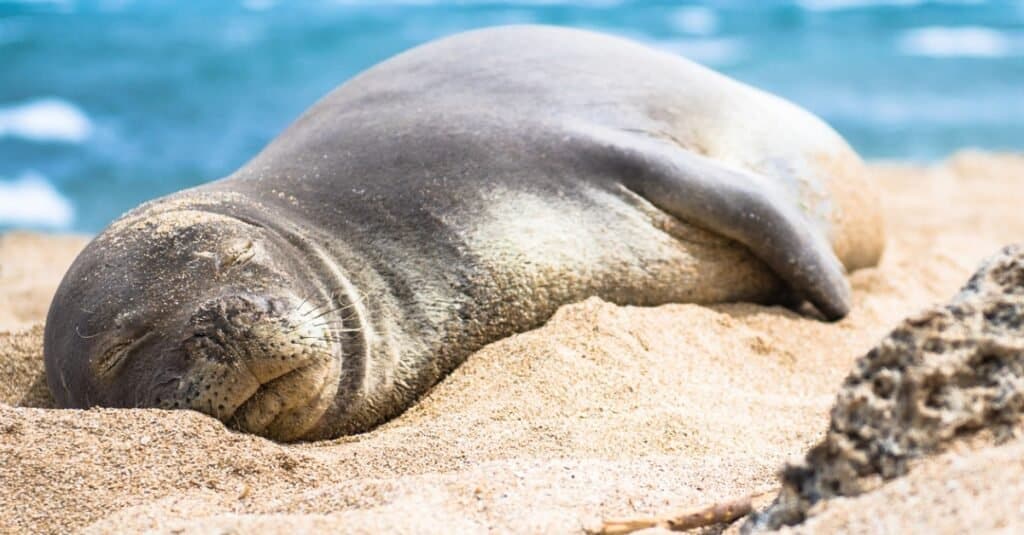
[594,494,753,535]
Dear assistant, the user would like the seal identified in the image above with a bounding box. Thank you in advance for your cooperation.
[44,25,884,441]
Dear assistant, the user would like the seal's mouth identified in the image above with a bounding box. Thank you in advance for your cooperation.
[165,290,351,442]
[228,354,341,440]
[175,324,343,441]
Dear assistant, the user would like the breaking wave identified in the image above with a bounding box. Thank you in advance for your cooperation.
[0,98,93,144]
[0,171,75,228]
[898,26,1016,58]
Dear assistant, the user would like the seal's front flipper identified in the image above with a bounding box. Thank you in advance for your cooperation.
[573,125,851,320]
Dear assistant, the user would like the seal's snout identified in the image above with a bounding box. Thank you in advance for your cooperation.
[185,294,298,373]
[177,292,342,441]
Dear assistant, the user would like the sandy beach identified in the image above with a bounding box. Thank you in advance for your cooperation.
[2,152,1023,533]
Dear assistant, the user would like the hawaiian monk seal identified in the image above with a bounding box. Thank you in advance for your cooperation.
[44,25,884,441]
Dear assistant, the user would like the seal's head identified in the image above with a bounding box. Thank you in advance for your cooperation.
[44,206,362,441]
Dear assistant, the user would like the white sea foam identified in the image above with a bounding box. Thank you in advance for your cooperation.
[670,6,718,36]
[4,0,72,4]
[98,0,135,12]
[898,26,1014,57]
[328,0,622,5]
[243,0,275,11]
[0,171,74,228]
[798,0,922,10]
[656,37,745,66]
[804,90,1024,125]
[0,98,93,144]
[3,0,74,13]
[797,0,981,11]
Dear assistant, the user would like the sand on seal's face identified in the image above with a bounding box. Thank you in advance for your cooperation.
[1,152,1023,534]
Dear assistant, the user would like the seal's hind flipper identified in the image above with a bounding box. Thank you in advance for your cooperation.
[572,125,851,320]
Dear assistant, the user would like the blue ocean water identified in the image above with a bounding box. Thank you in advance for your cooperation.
[1,0,1022,232]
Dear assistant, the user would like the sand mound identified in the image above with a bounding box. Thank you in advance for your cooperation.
[2,152,1024,533]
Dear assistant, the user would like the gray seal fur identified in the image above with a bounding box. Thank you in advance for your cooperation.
[44,25,884,441]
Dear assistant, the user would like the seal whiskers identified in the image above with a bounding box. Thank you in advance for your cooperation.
[172,292,348,439]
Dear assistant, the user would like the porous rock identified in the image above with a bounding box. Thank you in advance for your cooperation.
[747,243,1024,531]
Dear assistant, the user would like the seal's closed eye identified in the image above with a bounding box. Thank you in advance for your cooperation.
[191,239,258,273]
[92,331,157,379]
[220,239,257,270]
[94,340,133,378]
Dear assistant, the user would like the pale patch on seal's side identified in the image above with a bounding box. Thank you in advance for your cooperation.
[460,185,784,310]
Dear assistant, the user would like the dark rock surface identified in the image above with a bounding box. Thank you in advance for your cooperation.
[748,244,1024,532]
